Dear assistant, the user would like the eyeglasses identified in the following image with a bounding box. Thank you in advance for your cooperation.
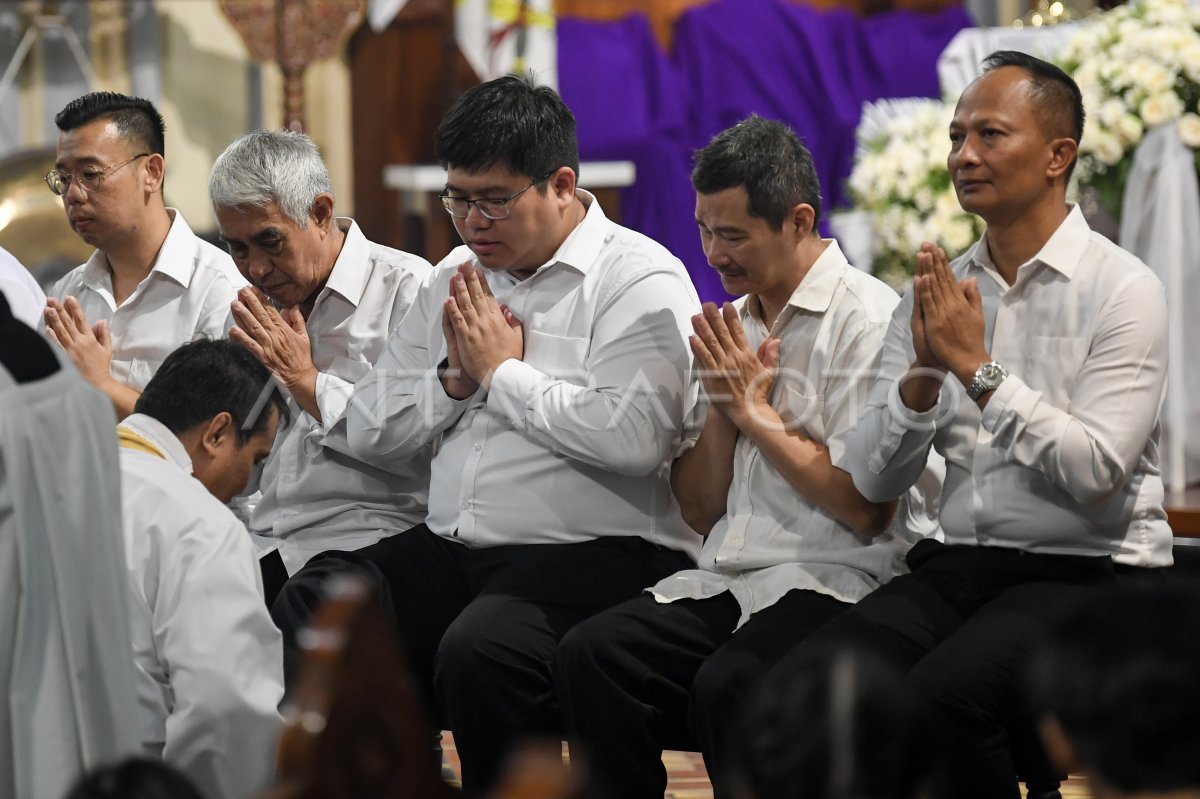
[438,170,556,220]
[44,153,151,196]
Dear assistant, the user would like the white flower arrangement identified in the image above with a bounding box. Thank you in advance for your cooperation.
[846,98,984,288]
[1058,0,1200,214]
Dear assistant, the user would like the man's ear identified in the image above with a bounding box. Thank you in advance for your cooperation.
[144,153,165,194]
[310,193,336,234]
[550,166,577,207]
[790,202,816,239]
[1046,138,1078,180]
[200,411,235,456]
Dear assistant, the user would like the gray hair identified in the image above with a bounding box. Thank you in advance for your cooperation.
[208,129,333,228]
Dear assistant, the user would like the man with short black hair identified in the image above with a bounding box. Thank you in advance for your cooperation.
[275,74,702,795]
[44,92,243,418]
[774,50,1173,798]
[117,338,289,799]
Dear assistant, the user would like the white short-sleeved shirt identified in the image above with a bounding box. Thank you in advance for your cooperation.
[651,241,937,628]
[50,208,246,390]
[248,219,432,574]
[118,413,284,799]
[328,192,702,555]
[846,205,1173,567]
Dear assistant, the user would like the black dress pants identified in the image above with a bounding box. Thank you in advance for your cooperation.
[270,524,693,797]
[766,539,1119,799]
[555,587,849,799]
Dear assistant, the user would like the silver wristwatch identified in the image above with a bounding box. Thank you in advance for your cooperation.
[966,361,1008,401]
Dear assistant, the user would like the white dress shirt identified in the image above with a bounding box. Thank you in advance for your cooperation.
[0,245,46,328]
[1,348,140,799]
[248,219,432,574]
[652,241,939,628]
[846,205,1173,567]
[329,192,702,554]
[118,414,284,799]
[50,208,246,390]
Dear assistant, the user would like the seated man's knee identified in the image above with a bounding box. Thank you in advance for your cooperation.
[271,553,391,640]
[554,614,615,681]
[433,596,521,692]
[689,651,751,735]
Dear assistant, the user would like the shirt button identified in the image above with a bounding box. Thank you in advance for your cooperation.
[474,443,482,451]
[461,500,470,509]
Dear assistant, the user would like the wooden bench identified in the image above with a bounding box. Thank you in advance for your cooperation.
[1167,487,1200,539]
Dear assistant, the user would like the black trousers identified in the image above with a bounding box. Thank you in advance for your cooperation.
[270,524,693,797]
[555,587,850,799]
[767,539,1120,799]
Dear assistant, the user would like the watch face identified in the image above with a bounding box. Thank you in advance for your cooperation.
[980,363,1005,383]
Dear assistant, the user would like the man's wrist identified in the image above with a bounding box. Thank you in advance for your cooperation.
[952,354,991,389]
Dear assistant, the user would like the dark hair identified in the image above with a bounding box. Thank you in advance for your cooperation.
[981,50,1084,181]
[63,757,205,799]
[54,92,166,157]
[1029,586,1200,794]
[134,338,289,444]
[726,646,935,799]
[435,73,580,187]
[691,114,823,231]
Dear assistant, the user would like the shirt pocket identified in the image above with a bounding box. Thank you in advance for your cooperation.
[523,329,590,383]
[781,386,825,442]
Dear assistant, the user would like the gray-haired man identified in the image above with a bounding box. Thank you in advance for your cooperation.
[209,130,432,582]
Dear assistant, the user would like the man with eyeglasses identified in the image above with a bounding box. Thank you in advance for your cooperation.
[43,91,244,418]
[207,129,431,589]
[272,73,702,795]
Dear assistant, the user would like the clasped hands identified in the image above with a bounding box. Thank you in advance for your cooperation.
[907,243,990,406]
[440,263,523,399]
[229,286,317,391]
[43,296,114,389]
[689,301,782,431]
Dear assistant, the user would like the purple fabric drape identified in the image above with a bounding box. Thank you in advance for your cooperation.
[558,0,973,302]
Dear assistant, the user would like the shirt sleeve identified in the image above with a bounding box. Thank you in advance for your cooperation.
[323,268,472,469]
[844,289,943,503]
[484,267,700,476]
[314,371,355,429]
[156,514,284,799]
[315,258,427,431]
[820,313,892,472]
[979,270,1168,505]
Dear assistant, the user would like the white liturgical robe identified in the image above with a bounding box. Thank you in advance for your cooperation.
[0,347,140,799]
[118,413,284,799]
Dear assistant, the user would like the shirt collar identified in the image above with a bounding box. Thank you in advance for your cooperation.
[536,190,608,277]
[744,238,848,323]
[118,413,193,473]
[81,208,198,292]
[318,218,370,307]
[968,203,1087,280]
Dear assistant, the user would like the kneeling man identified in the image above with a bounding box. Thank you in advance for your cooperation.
[118,338,289,799]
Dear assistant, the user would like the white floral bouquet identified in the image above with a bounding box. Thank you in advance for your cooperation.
[1059,0,1200,215]
[846,98,984,288]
